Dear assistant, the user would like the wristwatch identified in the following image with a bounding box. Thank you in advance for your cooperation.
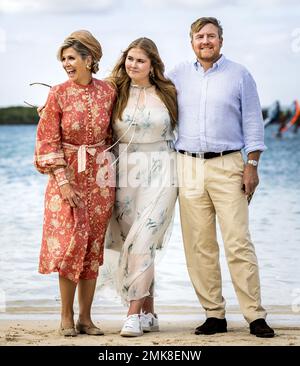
[247,159,258,167]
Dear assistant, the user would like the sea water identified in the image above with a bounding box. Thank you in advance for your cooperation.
[0,124,299,312]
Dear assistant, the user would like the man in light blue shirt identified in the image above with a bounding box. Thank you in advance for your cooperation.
[168,17,274,338]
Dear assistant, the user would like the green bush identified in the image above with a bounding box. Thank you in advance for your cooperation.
[0,106,39,124]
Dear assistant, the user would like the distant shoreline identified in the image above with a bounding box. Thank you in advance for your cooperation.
[0,122,37,126]
[0,106,282,126]
[0,122,38,125]
[0,105,273,125]
[0,106,39,125]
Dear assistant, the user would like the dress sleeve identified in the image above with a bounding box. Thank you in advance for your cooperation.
[34,89,68,184]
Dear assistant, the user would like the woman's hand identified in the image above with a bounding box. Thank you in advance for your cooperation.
[59,183,81,208]
[37,105,45,117]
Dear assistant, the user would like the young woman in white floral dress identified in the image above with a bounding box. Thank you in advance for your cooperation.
[107,38,178,337]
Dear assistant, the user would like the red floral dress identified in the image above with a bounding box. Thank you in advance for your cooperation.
[34,78,116,283]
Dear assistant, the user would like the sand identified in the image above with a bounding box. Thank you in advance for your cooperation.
[0,305,299,346]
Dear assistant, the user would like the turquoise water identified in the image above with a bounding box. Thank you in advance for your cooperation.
[0,124,300,310]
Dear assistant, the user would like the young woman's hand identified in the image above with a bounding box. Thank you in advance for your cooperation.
[37,105,45,117]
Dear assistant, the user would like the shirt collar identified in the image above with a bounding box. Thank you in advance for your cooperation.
[194,54,225,72]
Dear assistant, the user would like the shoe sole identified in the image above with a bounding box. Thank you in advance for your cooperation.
[143,326,160,333]
[77,330,104,336]
[58,330,77,337]
[250,331,275,338]
[195,329,227,335]
[120,331,143,337]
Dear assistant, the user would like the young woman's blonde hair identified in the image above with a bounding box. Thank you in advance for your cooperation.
[108,37,177,129]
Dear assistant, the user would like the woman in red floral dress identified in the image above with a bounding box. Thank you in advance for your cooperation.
[34,30,116,336]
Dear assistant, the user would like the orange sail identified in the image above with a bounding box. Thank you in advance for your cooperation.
[280,100,300,132]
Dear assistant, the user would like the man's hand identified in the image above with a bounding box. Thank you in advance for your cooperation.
[242,164,259,196]
[59,183,81,208]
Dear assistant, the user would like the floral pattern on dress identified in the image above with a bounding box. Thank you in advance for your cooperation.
[34,78,116,283]
[106,85,178,303]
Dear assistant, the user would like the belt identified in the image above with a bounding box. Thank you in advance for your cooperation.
[178,149,240,159]
[62,140,105,173]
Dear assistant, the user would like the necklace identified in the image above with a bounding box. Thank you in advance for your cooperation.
[102,87,143,166]
[130,83,153,89]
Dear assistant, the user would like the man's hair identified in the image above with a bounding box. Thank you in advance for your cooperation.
[190,17,223,40]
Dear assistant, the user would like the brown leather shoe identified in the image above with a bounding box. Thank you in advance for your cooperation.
[195,317,227,335]
[76,322,104,336]
[58,324,77,337]
[250,318,275,338]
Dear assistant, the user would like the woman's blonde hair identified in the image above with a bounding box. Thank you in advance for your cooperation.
[108,37,177,128]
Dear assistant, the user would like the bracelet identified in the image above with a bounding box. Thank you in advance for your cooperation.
[53,168,69,186]
[57,180,69,187]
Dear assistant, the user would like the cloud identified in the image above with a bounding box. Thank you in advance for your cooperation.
[141,0,300,9]
[141,0,232,9]
[2,0,299,14]
[0,0,117,14]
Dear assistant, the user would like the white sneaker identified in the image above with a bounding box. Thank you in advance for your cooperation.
[141,312,159,332]
[120,314,143,337]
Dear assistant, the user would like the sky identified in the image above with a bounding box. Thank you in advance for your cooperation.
[0,0,300,108]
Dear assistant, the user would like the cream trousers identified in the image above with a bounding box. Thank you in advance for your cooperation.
[177,151,266,323]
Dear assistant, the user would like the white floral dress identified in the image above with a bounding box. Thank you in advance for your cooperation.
[106,85,178,303]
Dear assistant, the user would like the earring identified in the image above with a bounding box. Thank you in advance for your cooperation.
[86,64,91,70]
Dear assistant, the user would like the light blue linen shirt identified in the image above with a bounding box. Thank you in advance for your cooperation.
[168,55,266,155]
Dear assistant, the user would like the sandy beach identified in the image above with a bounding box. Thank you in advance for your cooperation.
[1,305,299,346]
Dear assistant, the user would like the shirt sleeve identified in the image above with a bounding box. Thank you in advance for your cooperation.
[34,89,68,183]
[240,71,267,155]
[166,67,177,85]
